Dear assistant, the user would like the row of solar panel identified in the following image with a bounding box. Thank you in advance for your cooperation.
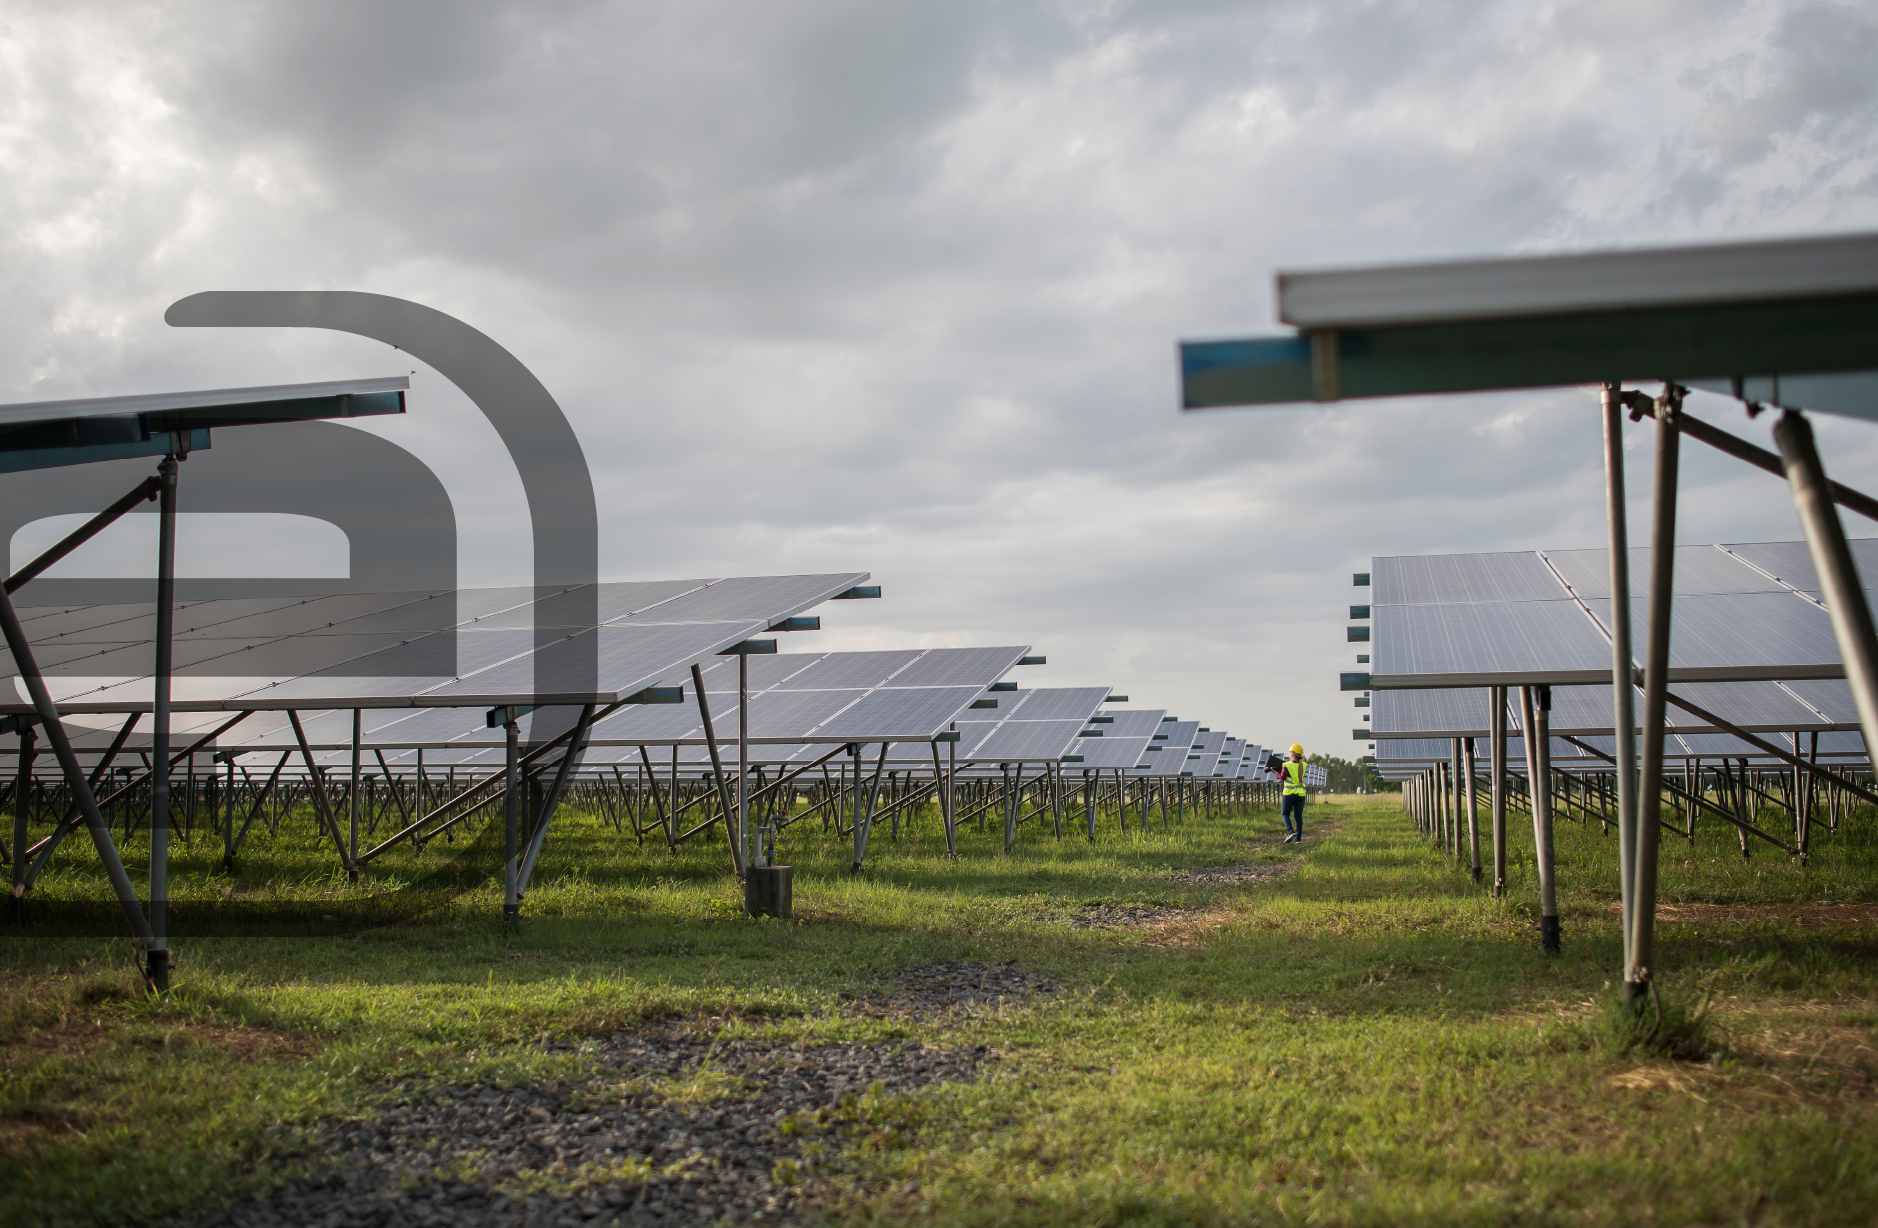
[1360,539,1877,773]
[1363,539,1877,687]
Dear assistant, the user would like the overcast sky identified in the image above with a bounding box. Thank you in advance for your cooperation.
[4,0,1878,758]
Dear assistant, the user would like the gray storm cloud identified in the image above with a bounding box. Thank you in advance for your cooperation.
[2,0,1877,755]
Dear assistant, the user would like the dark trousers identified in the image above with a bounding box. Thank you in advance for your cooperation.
[1281,793,1305,833]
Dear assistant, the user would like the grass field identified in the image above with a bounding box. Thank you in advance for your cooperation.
[3,787,1877,1226]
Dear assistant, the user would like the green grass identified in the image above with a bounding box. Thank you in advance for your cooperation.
[4,791,1877,1226]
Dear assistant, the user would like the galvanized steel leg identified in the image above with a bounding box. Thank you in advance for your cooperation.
[1602,383,1641,996]
[1804,732,1819,863]
[738,653,749,873]
[640,745,673,849]
[692,663,745,879]
[947,736,957,855]
[503,716,520,925]
[11,725,33,901]
[516,704,594,898]
[1525,685,1560,953]
[1450,739,1463,861]
[1629,385,1681,1000]
[1462,736,1481,881]
[1490,687,1507,898]
[222,751,235,871]
[1085,770,1096,842]
[1002,762,1016,851]
[288,712,354,872]
[1775,408,1878,807]
[147,456,178,990]
[349,709,362,879]
[853,741,887,870]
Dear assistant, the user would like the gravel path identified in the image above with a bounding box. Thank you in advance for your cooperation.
[832,960,1054,1017]
[1072,902,1191,928]
[171,1030,992,1228]
[1071,862,1297,928]
[1167,862,1297,886]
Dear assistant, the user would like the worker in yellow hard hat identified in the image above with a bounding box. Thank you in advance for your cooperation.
[1279,743,1308,843]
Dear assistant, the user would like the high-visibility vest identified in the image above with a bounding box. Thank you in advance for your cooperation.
[1283,761,1307,795]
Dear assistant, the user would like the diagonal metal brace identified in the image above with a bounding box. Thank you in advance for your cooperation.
[5,477,161,593]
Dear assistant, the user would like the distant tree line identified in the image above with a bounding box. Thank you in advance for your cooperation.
[1306,753,1391,792]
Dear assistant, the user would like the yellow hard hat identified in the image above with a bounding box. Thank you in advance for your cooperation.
[1290,743,1304,755]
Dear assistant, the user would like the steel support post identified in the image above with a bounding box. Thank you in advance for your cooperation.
[1115,768,1127,834]
[1440,761,1452,851]
[11,725,34,901]
[638,746,672,849]
[947,735,957,855]
[349,708,362,879]
[503,717,520,925]
[1774,408,1878,790]
[738,653,749,872]
[222,752,235,871]
[516,704,595,897]
[1449,738,1463,861]
[692,663,744,878]
[931,740,956,857]
[1462,737,1481,879]
[1803,732,1819,863]
[848,744,865,863]
[1524,685,1561,952]
[1001,763,1015,851]
[852,741,887,869]
[147,456,178,990]
[1490,687,1507,897]
[1602,384,1642,992]
[1628,386,1681,1000]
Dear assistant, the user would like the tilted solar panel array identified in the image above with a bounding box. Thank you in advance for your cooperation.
[1370,539,1878,689]
[8,574,868,713]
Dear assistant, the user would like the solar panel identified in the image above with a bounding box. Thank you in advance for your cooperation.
[718,688,867,740]
[1099,709,1169,738]
[592,579,719,624]
[1721,539,1878,599]
[810,685,987,741]
[996,686,1110,720]
[1373,680,1855,739]
[628,574,865,623]
[1371,688,1490,738]
[883,646,1028,687]
[1579,593,1840,679]
[1374,551,1568,604]
[1139,721,1199,775]
[1542,545,1793,601]
[1070,735,1156,769]
[2,573,871,714]
[1373,600,1610,684]
[1370,539,1871,688]
[769,650,925,690]
[1779,679,1860,724]
[965,719,1089,760]
[693,653,829,692]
